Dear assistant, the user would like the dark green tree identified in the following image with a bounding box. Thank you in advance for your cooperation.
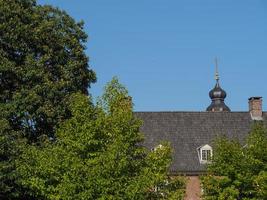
[16,78,185,199]
[201,122,267,200]
[0,0,96,141]
[0,102,29,199]
[0,0,95,198]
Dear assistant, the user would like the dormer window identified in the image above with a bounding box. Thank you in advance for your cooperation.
[197,144,212,164]
[202,149,212,161]
[151,144,163,151]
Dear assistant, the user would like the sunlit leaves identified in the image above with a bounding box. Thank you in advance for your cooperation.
[16,78,185,199]
[202,122,267,199]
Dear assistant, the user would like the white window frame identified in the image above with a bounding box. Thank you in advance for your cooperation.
[151,144,163,151]
[197,144,212,164]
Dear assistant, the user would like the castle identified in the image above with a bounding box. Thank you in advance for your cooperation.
[135,66,266,199]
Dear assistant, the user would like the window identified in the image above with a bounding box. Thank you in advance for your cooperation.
[197,144,212,164]
[151,144,163,151]
[201,149,211,161]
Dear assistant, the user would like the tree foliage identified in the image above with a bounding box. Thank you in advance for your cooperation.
[0,1,185,199]
[17,79,184,200]
[201,122,267,200]
[16,78,185,200]
[1,0,95,198]
[0,0,96,141]
[0,95,29,199]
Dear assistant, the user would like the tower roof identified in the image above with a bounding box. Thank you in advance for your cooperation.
[206,59,231,112]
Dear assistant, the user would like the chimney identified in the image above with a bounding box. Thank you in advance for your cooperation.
[249,97,263,120]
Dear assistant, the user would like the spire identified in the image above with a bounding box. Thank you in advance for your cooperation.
[215,57,219,82]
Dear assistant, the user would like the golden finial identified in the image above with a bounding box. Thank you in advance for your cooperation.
[215,57,219,81]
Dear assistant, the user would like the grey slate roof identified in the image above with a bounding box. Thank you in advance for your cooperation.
[134,111,267,175]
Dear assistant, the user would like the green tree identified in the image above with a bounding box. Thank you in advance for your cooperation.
[0,103,29,199]
[16,78,185,199]
[201,122,267,200]
[0,0,95,198]
[0,0,96,141]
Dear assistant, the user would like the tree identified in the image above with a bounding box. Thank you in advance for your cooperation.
[0,0,95,198]
[201,122,267,200]
[0,103,29,199]
[0,0,96,141]
[16,78,185,199]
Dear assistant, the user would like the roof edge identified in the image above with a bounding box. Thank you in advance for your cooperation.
[134,111,267,113]
[169,170,207,176]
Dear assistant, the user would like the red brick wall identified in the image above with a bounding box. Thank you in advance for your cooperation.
[184,176,201,200]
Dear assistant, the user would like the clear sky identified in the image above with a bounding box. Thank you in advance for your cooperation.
[38,0,267,111]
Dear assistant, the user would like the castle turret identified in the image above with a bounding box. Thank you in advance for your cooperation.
[206,59,231,112]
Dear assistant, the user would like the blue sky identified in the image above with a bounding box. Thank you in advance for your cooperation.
[39,0,267,111]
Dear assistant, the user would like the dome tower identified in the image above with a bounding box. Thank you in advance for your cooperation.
[206,59,231,112]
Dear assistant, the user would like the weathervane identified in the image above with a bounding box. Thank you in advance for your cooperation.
[215,57,219,82]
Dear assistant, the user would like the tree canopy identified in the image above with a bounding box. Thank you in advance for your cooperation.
[16,78,185,200]
[0,0,96,141]
[1,0,96,198]
[201,122,267,200]
[0,1,185,199]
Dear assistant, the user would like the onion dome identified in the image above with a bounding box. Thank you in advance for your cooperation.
[209,81,227,100]
[206,59,231,112]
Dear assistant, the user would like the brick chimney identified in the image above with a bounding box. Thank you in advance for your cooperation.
[249,97,263,120]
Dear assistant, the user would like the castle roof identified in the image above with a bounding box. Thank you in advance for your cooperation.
[135,111,267,174]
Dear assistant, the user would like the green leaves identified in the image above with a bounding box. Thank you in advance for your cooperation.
[202,122,267,199]
[0,0,96,197]
[0,1,185,198]
[15,78,185,199]
[0,118,26,199]
[0,0,96,141]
